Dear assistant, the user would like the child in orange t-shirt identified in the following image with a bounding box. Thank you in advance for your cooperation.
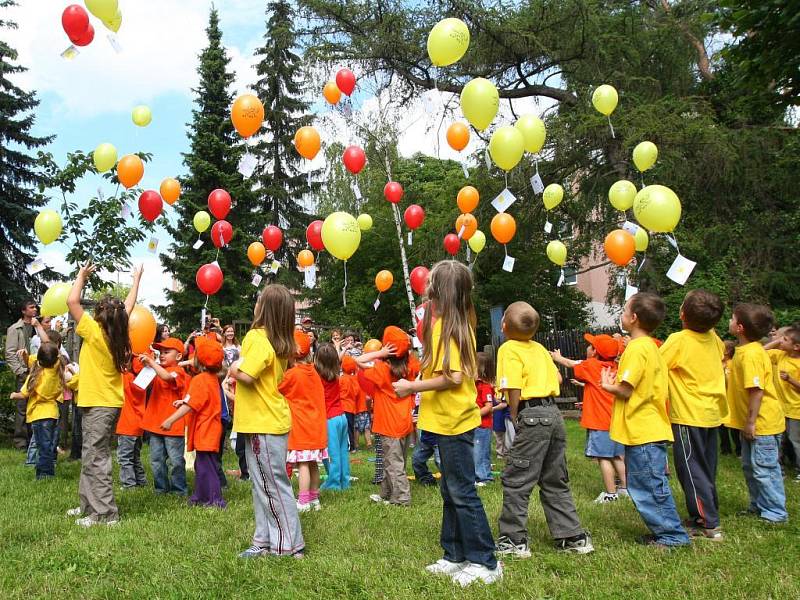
[357,326,419,506]
[340,355,361,452]
[116,356,148,488]
[161,338,226,508]
[551,334,626,503]
[279,330,328,512]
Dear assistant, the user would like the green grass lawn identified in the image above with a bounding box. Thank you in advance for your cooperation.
[1,420,798,599]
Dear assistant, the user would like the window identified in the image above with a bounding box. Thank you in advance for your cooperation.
[563,267,577,286]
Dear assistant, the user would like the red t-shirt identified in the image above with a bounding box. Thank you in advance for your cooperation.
[573,357,617,431]
[279,363,327,451]
[362,358,419,439]
[475,380,494,429]
[185,372,222,452]
[320,376,342,419]
[142,365,191,436]
[116,372,146,436]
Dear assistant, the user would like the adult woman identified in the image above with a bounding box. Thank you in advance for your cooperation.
[222,325,241,369]
[155,323,170,344]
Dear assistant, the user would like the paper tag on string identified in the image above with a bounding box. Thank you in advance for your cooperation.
[530,173,545,195]
[251,273,263,287]
[200,308,206,330]
[238,153,257,178]
[304,265,316,288]
[27,257,46,275]
[637,257,647,272]
[373,298,381,311]
[342,102,352,119]
[502,255,516,272]
[107,34,122,53]
[61,45,79,60]
[466,247,471,262]
[422,94,435,115]
[352,181,362,200]
[557,269,565,287]
[97,187,105,201]
[461,162,470,179]
[491,188,517,213]
[193,239,203,250]
[147,237,159,253]
[133,366,156,390]
[457,225,466,239]
[622,221,640,236]
[625,283,639,300]
[121,204,131,219]
[269,260,280,275]
[407,231,413,246]
[412,336,422,350]
[544,220,553,234]
[484,149,491,171]
[415,304,426,322]
[666,254,696,286]
[665,234,679,250]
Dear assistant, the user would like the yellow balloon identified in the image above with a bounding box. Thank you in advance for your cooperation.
[321,212,361,261]
[592,84,618,116]
[85,0,118,21]
[543,183,564,210]
[634,226,649,252]
[514,115,546,153]
[41,283,71,317]
[468,230,486,254]
[357,213,373,231]
[488,126,525,171]
[427,18,470,67]
[633,185,682,233]
[102,10,122,32]
[633,141,658,172]
[608,180,637,211]
[460,78,499,131]
[93,142,117,173]
[193,210,211,233]
[546,240,567,267]
[132,105,152,127]
[34,210,62,245]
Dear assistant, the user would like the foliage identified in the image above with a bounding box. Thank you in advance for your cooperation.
[88,283,131,302]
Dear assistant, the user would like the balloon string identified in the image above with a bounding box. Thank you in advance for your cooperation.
[504,244,508,257]
[608,116,615,139]
[504,172,508,189]
[203,295,209,309]
[535,159,540,175]
[640,173,645,189]
[342,260,348,307]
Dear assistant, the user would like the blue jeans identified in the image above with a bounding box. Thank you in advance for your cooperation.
[435,430,497,569]
[31,419,57,479]
[473,427,493,482]
[741,434,788,522]
[625,443,690,546]
[412,430,440,483]
[149,434,187,495]
[321,414,350,490]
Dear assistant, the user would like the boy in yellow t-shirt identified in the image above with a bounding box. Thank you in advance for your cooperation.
[601,293,690,548]
[495,302,593,558]
[726,304,787,523]
[764,325,800,482]
[660,290,727,540]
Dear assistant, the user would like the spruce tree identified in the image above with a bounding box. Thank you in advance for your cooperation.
[0,0,54,323]
[159,8,259,333]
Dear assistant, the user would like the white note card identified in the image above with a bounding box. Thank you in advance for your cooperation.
[251,273,263,287]
[622,221,640,236]
[121,204,132,219]
[133,366,156,390]
[530,173,545,195]
[557,269,565,287]
[61,45,79,60]
[269,260,280,274]
[502,255,516,272]
[107,33,122,53]
[491,188,517,213]
[665,234,678,249]
[373,298,381,311]
[352,182,362,200]
[625,284,639,300]
[193,239,203,249]
[407,231,413,246]
[461,162,470,179]
[415,304,426,321]
[238,153,257,178]
[304,265,317,288]
[147,237,158,253]
[544,220,553,234]
[27,257,46,275]
[666,254,696,286]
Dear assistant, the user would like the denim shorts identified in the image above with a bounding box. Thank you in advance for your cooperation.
[585,429,625,459]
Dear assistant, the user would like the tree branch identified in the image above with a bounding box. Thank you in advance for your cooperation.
[658,0,715,81]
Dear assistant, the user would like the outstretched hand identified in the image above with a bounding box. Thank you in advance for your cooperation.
[600,366,616,387]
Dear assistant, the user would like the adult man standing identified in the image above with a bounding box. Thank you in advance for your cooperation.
[5,298,38,449]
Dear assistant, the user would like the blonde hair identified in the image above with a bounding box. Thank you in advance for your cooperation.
[252,284,295,359]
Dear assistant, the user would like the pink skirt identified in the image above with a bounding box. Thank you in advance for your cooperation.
[287,448,328,464]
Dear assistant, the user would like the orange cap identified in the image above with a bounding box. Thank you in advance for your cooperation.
[294,329,311,358]
[583,333,620,360]
[382,325,410,358]
[195,337,223,369]
[152,337,184,354]
[342,354,357,374]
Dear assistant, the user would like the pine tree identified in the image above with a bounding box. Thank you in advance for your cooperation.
[159,8,259,334]
[0,0,54,323]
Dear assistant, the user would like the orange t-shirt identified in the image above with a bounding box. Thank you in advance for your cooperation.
[339,373,361,414]
[279,363,327,451]
[362,358,419,439]
[574,357,617,431]
[116,372,147,437]
[186,372,222,452]
[142,365,191,437]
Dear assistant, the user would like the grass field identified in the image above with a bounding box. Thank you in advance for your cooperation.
[1,420,798,599]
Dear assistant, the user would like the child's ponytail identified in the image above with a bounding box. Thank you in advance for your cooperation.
[95,295,131,373]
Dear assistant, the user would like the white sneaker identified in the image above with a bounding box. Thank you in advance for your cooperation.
[66,507,82,517]
[495,536,531,558]
[616,487,630,497]
[594,491,619,504]
[369,494,388,505]
[297,502,312,513]
[452,562,503,587]
[311,499,321,511]
[425,559,468,575]
[349,476,359,482]
[475,481,487,488]
[75,516,98,527]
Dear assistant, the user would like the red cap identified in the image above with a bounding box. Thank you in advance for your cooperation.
[342,354,357,374]
[584,333,619,360]
[195,337,223,369]
[382,326,410,358]
[293,330,311,358]
[153,337,184,354]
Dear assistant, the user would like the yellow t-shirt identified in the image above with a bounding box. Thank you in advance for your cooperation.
[610,336,673,445]
[76,313,124,408]
[767,350,800,419]
[497,339,560,399]
[21,367,61,422]
[659,329,727,427]
[233,328,291,435]
[727,342,784,434]
[418,319,480,436]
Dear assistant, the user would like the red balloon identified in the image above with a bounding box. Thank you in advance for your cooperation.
[404,204,425,230]
[410,266,430,296]
[62,5,89,41]
[72,22,94,47]
[342,146,366,174]
[138,190,162,222]
[443,233,460,256]
[211,220,233,248]
[384,181,404,204]
[335,68,356,96]
[196,263,223,295]
[262,225,283,252]
[208,189,231,220]
[306,220,324,251]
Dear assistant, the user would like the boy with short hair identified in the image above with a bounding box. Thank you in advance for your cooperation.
[727,304,788,522]
[659,289,727,540]
[601,293,690,548]
[495,301,593,558]
[764,324,800,481]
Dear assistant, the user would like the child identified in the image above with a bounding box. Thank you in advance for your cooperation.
[494,302,593,558]
[116,356,148,488]
[659,289,727,540]
[357,326,419,506]
[278,330,328,512]
[66,262,143,527]
[474,352,495,486]
[353,368,373,450]
[140,337,191,495]
[340,355,358,452]
[552,333,625,503]
[719,340,741,456]
[764,325,800,481]
[315,343,351,491]
[392,261,500,587]
[492,392,510,460]
[160,337,226,508]
[726,304,787,522]
[229,284,304,558]
[601,292,690,547]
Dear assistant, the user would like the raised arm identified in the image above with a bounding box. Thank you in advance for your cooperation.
[31,318,50,344]
[550,349,579,369]
[125,265,144,315]
[355,344,396,369]
[67,263,97,323]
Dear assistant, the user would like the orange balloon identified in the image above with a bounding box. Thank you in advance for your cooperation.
[323,81,341,105]
[117,154,144,189]
[375,270,393,293]
[604,229,636,266]
[160,178,180,205]
[457,186,479,213]
[231,94,265,138]
[294,126,321,160]
[364,339,382,353]
[455,213,478,240]
[247,241,266,267]
[297,249,314,268]
[490,213,516,244]
[128,305,156,355]
[447,122,470,151]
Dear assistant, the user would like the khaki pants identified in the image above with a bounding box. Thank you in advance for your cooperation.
[79,407,121,521]
[381,435,411,505]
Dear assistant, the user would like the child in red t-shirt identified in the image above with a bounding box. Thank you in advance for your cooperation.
[551,333,626,503]
[339,355,360,452]
[161,337,226,508]
[474,352,496,486]
[315,343,350,491]
[116,356,148,488]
